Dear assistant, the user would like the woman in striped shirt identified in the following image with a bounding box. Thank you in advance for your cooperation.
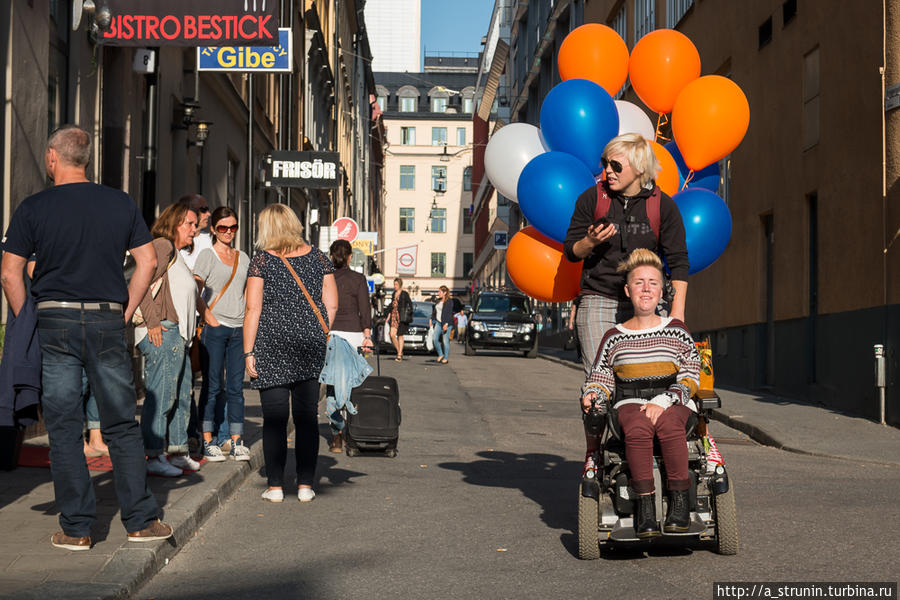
[582,248,700,538]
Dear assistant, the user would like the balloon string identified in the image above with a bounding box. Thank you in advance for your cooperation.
[655,113,671,142]
[681,170,695,191]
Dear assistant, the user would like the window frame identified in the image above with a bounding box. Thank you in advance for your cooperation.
[430,207,447,233]
[399,165,416,190]
[431,252,447,277]
[399,207,415,232]
[431,127,448,146]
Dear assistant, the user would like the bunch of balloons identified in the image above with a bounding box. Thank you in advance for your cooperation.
[485,24,749,301]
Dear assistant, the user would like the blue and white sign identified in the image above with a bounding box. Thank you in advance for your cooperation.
[197,27,291,72]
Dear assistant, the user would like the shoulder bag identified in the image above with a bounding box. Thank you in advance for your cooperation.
[190,252,240,370]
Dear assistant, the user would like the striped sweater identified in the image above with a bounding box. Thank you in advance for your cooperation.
[584,317,701,412]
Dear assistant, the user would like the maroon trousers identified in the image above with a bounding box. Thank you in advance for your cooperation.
[617,403,693,494]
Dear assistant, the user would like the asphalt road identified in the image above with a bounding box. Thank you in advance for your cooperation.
[136,350,900,600]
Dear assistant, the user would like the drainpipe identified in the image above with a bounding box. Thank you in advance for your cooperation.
[141,61,159,226]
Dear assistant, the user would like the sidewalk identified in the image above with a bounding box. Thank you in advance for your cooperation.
[0,386,273,600]
[538,345,900,467]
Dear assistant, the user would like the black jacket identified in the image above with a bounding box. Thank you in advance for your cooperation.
[563,181,689,300]
[431,300,454,327]
[0,296,41,428]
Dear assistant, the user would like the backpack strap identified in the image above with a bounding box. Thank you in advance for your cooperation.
[593,183,611,222]
[647,186,662,241]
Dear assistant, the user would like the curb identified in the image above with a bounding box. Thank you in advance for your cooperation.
[537,351,900,467]
[90,437,267,599]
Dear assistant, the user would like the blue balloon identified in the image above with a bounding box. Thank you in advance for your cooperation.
[540,79,618,175]
[672,188,733,274]
[517,152,597,243]
[664,140,721,192]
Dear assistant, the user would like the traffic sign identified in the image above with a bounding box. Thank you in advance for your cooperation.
[333,217,359,242]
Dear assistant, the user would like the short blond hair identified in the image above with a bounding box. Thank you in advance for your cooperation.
[255,203,305,253]
[603,132,660,189]
[616,248,664,279]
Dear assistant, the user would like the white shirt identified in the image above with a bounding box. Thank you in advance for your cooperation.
[180,231,214,271]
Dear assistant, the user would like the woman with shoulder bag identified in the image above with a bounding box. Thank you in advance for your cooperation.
[135,203,201,477]
[389,278,412,361]
[193,207,251,462]
[243,204,338,503]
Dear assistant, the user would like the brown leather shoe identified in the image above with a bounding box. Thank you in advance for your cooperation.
[329,432,343,453]
[51,531,91,551]
[127,519,174,542]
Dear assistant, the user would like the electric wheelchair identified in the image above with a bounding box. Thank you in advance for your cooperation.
[577,389,739,559]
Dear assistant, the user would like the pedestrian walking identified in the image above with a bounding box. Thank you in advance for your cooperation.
[455,308,468,344]
[193,207,250,462]
[430,286,453,364]
[243,204,338,503]
[135,203,202,477]
[562,132,689,489]
[0,125,172,550]
[325,239,374,453]
[389,278,413,361]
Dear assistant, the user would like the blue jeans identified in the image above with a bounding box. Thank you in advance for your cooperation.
[37,307,159,537]
[433,325,450,361]
[82,371,100,430]
[200,324,245,438]
[138,320,192,456]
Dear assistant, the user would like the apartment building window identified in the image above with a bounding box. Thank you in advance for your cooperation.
[377,95,387,111]
[376,85,389,111]
[666,0,693,28]
[463,166,473,191]
[431,252,447,277]
[463,208,473,234]
[430,208,447,233]
[399,208,415,232]
[400,97,416,112]
[758,16,773,49]
[802,47,819,150]
[634,0,655,44]
[431,96,448,113]
[457,128,466,146]
[398,86,418,113]
[463,97,475,113]
[401,126,416,145]
[432,166,447,192]
[462,253,474,277]
[783,0,797,26]
[400,165,415,189]
[432,127,448,146]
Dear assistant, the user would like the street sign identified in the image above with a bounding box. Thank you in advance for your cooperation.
[198,27,291,72]
[351,239,374,256]
[366,279,376,294]
[333,217,359,242]
[493,231,509,249]
[264,151,340,188]
[100,0,279,46]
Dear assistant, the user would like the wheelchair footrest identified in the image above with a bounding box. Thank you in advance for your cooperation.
[609,514,707,541]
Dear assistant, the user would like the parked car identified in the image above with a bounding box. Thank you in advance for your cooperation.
[378,300,434,354]
[464,290,538,358]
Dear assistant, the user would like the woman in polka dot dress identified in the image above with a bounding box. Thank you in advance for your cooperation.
[243,204,338,503]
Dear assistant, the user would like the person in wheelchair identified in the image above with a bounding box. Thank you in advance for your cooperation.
[581,249,701,538]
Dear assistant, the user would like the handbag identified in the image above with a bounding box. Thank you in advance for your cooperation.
[190,251,240,371]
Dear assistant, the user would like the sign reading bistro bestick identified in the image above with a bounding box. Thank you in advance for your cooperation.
[99,0,279,47]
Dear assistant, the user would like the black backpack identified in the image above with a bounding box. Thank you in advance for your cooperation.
[398,292,413,324]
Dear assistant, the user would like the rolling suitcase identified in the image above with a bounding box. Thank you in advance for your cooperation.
[345,323,401,457]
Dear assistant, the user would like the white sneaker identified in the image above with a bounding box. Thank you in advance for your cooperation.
[203,442,227,462]
[147,456,182,477]
[297,487,316,503]
[168,454,201,472]
[261,488,284,503]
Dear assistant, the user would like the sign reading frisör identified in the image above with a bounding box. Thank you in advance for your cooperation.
[198,28,291,72]
[264,151,340,189]
[100,0,279,47]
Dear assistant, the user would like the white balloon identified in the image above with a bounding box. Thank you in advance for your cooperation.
[615,100,656,141]
[484,123,548,202]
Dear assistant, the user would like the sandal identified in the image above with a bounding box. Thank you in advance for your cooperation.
[394,356,403,362]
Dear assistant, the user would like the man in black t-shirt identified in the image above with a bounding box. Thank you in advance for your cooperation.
[0,125,173,551]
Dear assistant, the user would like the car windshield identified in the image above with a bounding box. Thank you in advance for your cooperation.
[475,295,530,314]
[413,302,432,319]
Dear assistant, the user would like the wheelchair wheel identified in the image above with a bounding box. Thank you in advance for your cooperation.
[713,482,739,555]
[577,492,600,560]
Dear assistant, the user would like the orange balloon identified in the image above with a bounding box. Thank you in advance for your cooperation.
[650,141,679,196]
[671,75,750,171]
[558,24,629,96]
[506,227,583,303]
[628,29,701,114]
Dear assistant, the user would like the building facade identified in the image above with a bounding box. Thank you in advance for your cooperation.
[375,59,477,301]
[364,0,421,73]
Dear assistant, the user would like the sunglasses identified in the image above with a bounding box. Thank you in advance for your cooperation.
[198,206,210,213]
[601,158,623,174]
[215,224,239,233]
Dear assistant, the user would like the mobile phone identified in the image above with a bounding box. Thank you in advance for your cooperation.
[592,216,611,228]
